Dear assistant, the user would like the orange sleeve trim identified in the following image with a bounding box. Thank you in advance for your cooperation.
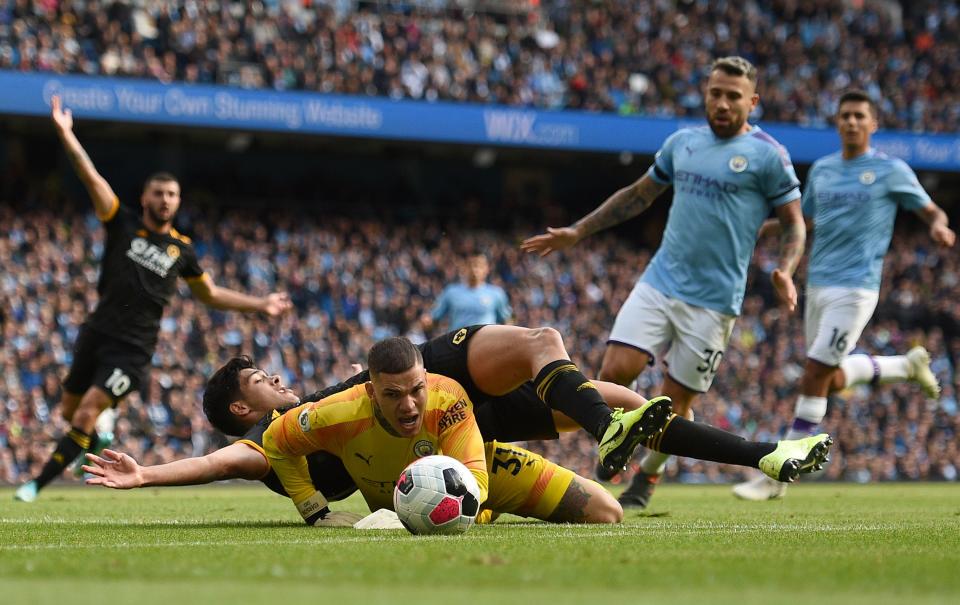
[183,272,207,283]
[97,197,120,222]
[236,439,272,479]
[169,228,193,244]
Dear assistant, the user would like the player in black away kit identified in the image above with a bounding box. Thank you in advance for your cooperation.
[14,96,293,502]
[82,328,832,521]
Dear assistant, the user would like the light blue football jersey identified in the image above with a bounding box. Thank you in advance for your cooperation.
[803,148,931,290]
[431,282,511,329]
[642,125,800,315]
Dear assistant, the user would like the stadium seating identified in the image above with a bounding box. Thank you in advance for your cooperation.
[1,196,956,485]
[1,0,957,132]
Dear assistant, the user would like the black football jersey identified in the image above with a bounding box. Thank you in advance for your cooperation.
[88,202,204,351]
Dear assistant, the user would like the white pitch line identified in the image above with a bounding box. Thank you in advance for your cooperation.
[0,525,903,551]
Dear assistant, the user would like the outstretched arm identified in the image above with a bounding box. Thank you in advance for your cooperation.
[521,174,668,256]
[188,274,292,316]
[82,444,268,489]
[916,202,956,247]
[51,95,119,220]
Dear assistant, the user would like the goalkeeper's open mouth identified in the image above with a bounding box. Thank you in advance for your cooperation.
[398,413,420,432]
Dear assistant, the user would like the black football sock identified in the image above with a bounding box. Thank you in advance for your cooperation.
[647,414,776,468]
[534,360,610,441]
[34,427,91,488]
[88,429,101,452]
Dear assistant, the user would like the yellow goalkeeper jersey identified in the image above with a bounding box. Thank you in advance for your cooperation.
[263,372,488,513]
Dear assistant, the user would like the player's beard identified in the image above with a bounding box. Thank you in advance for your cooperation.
[145,205,173,227]
[707,113,745,138]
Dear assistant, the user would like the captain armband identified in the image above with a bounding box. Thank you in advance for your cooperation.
[296,491,330,525]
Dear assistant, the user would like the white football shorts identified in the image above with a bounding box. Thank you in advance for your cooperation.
[608,281,736,393]
[805,285,879,367]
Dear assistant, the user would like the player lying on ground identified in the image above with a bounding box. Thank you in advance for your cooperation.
[263,337,631,524]
[262,337,831,525]
[86,332,832,523]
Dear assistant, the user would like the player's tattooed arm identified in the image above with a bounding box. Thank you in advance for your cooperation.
[547,479,592,524]
[572,175,667,239]
[521,175,666,256]
[50,95,118,219]
[774,199,806,275]
[769,199,805,313]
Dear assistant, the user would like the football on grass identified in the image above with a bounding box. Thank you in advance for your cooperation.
[393,455,481,535]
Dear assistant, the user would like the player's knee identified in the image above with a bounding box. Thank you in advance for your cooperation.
[528,327,564,355]
[72,392,112,429]
[598,350,647,386]
[597,362,635,386]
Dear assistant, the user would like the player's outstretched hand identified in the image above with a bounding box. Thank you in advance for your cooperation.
[314,510,364,528]
[520,227,581,256]
[51,95,73,133]
[771,269,797,313]
[263,292,293,316]
[931,224,956,248]
[353,509,405,530]
[83,449,143,489]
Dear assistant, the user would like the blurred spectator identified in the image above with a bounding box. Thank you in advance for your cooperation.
[1,1,958,132]
[1,184,957,485]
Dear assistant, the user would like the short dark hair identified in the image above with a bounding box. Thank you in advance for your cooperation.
[837,89,879,119]
[711,56,758,83]
[143,172,179,191]
[367,337,423,376]
[202,356,256,436]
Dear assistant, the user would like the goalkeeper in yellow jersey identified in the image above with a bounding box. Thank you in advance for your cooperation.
[262,336,628,525]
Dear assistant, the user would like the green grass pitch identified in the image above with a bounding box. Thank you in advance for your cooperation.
[2,483,958,605]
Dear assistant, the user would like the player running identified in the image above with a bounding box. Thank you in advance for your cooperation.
[733,89,955,500]
[522,56,806,509]
[13,96,292,503]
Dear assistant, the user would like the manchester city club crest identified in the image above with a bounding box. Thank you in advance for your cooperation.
[728,155,748,173]
[413,440,435,457]
[860,170,876,185]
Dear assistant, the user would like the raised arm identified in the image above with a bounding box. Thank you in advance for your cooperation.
[916,202,956,247]
[770,199,806,313]
[188,274,292,316]
[521,174,668,256]
[51,95,119,220]
[82,444,268,489]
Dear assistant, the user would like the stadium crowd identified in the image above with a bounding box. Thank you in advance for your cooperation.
[1,0,958,132]
[1,194,958,487]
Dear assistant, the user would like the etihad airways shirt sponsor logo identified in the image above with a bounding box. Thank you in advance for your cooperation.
[126,237,178,277]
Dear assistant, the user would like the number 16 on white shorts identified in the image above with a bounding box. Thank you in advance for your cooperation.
[805,286,879,367]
